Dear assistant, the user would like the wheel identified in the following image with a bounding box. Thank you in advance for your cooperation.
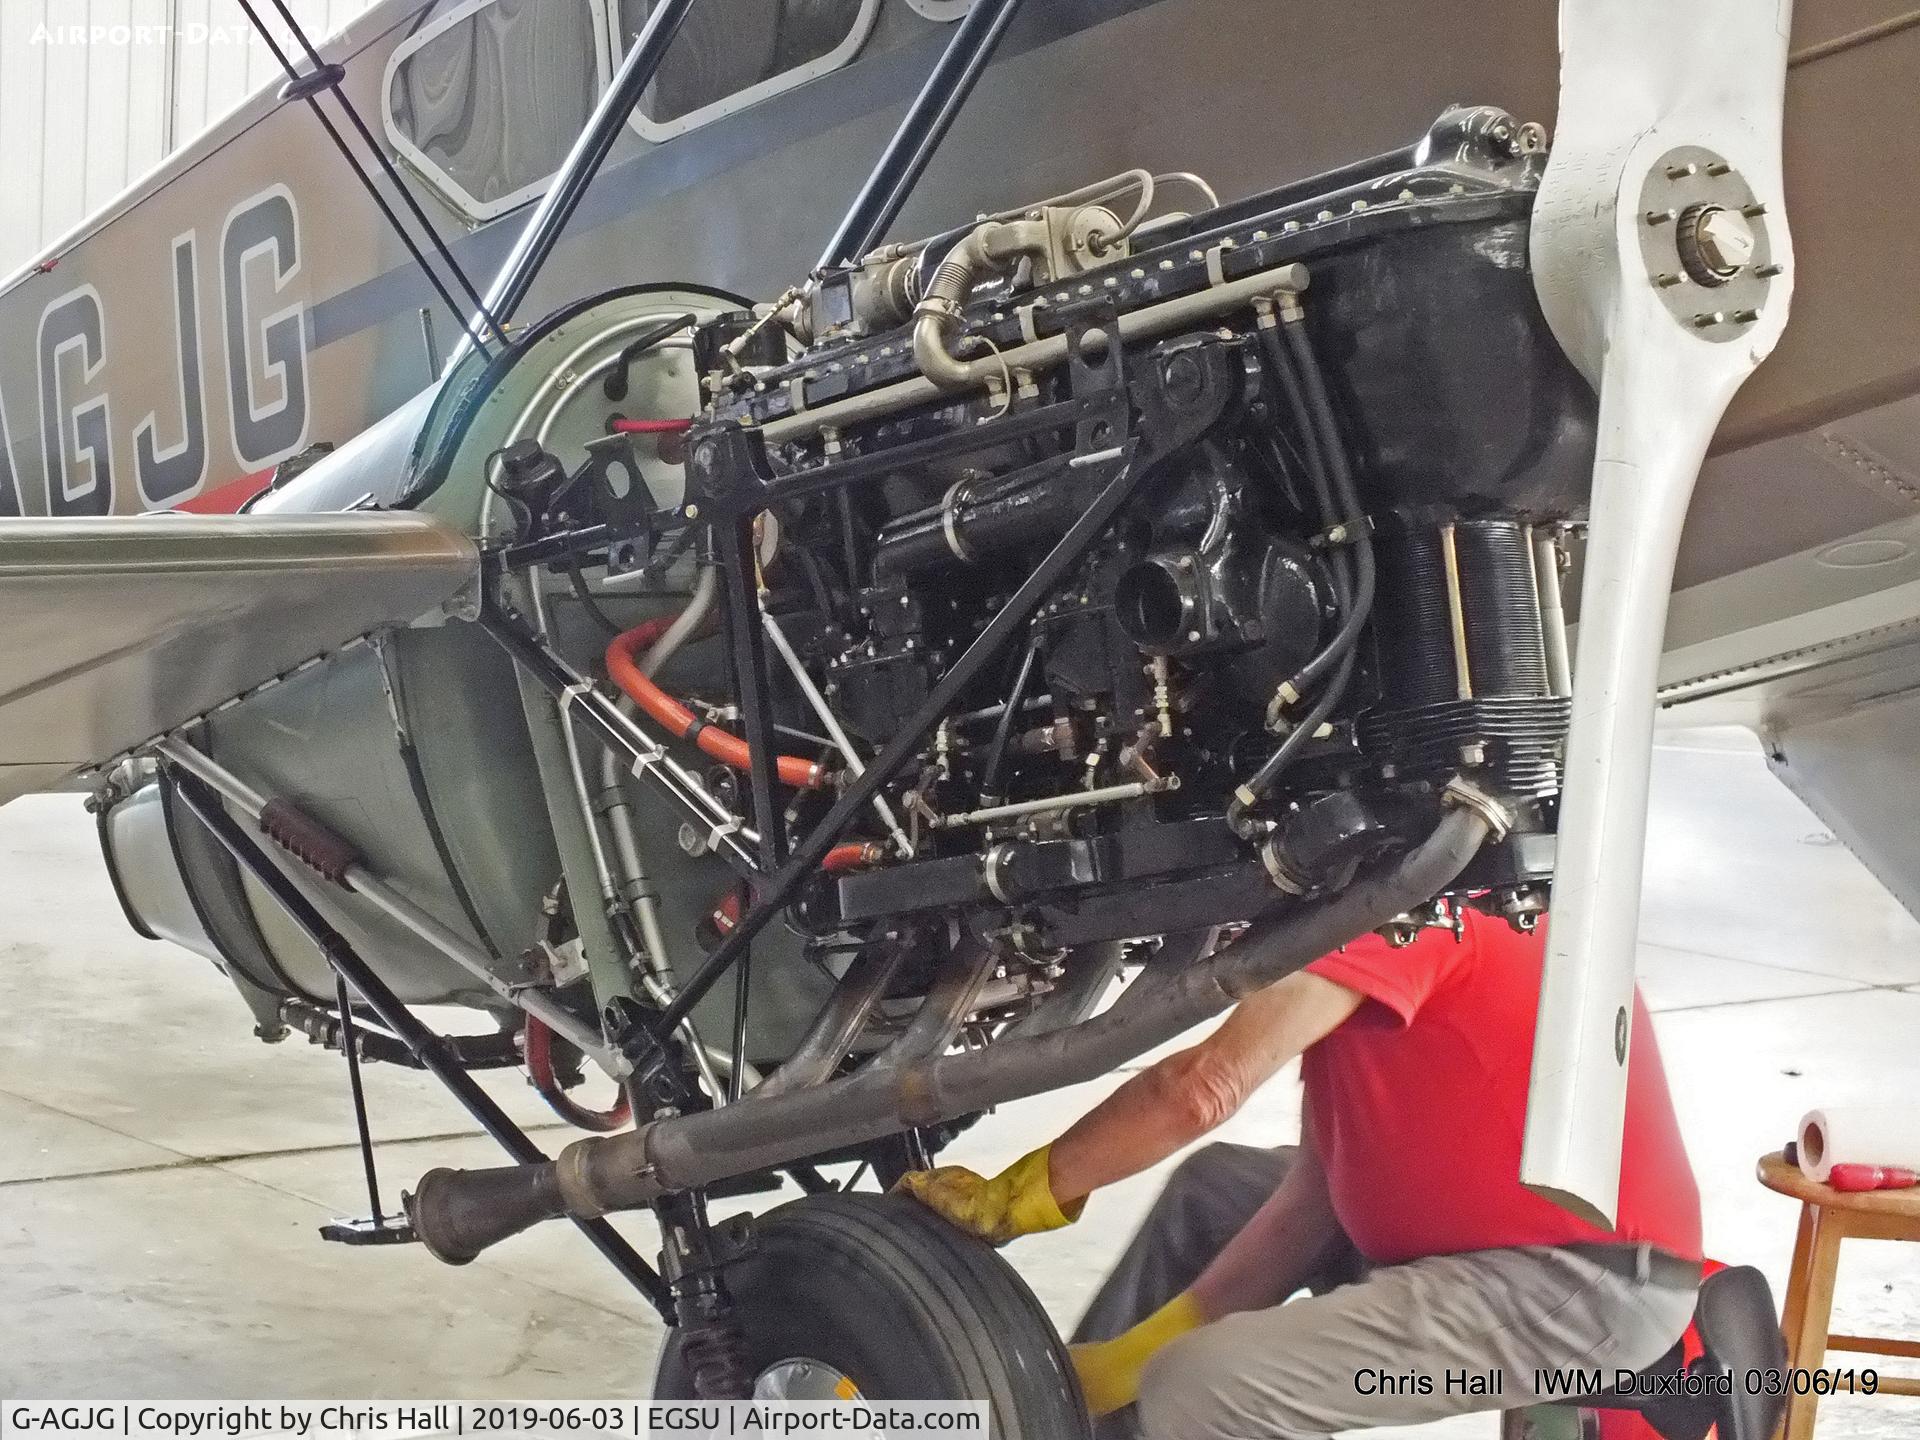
[655,1191,1091,1437]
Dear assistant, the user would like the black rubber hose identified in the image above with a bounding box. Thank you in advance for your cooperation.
[1274,312,1375,704]
[1258,323,1340,539]
[1240,649,1357,804]
[1230,312,1375,826]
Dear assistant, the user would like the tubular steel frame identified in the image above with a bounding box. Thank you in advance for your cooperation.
[166,769,676,1319]
[459,0,1155,1090]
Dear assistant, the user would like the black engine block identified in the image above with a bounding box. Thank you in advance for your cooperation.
[675,106,1594,957]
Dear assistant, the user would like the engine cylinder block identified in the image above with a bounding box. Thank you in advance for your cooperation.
[1364,515,1571,799]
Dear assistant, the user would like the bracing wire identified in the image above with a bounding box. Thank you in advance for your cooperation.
[234,0,508,354]
[259,0,506,343]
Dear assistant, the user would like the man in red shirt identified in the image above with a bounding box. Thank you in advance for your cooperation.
[900,911,1702,1438]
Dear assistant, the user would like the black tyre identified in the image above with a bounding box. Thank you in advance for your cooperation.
[655,1191,1091,1437]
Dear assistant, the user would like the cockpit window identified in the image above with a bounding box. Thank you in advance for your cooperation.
[385,0,609,220]
[616,0,880,141]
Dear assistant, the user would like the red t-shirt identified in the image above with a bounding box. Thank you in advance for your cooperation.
[1302,910,1701,1265]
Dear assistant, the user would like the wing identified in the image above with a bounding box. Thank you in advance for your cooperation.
[0,512,477,804]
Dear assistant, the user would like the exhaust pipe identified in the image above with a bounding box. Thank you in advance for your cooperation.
[408,803,1494,1262]
[406,1161,571,1265]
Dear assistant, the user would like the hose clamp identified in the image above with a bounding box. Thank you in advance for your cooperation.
[913,295,964,328]
[982,843,1020,904]
[1442,776,1515,842]
[1259,837,1309,896]
[941,477,978,563]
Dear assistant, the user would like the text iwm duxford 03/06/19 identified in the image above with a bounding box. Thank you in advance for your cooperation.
[2,0,1919,1433]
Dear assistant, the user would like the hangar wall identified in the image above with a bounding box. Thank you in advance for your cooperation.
[0,0,378,277]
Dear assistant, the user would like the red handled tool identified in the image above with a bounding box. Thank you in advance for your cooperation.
[1826,1163,1920,1193]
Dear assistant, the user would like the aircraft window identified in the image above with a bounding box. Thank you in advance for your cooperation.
[385,0,611,221]
[616,0,881,141]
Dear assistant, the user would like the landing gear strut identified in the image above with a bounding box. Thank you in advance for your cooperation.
[659,1190,755,1400]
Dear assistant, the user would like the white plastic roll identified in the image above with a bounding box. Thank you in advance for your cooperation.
[1798,1107,1920,1182]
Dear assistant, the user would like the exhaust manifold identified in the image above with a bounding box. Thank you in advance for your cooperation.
[404,806,1492,1264]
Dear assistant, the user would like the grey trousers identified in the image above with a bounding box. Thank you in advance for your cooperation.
[1071,1143,1698,1440]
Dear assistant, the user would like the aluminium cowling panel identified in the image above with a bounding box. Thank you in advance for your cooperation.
[0,512,479,804]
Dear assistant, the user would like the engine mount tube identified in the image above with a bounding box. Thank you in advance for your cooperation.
[406,803,1491,1259]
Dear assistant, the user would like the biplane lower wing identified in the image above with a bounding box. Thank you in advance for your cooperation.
[0,513,478,805]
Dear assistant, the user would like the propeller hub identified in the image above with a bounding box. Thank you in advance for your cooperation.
[1636,145,1780,340]
[1675,204,1755,285]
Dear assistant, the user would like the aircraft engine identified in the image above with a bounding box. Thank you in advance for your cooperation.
[668,103,1588,957]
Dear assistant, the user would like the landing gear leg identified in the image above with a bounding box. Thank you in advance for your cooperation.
[658,1189,754,1400]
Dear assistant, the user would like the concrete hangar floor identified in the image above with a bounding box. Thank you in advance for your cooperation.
[2,730,1916,1440]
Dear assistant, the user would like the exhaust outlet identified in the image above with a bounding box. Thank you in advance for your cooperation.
[406,806,1493,1264]
[406,1162,572,1265]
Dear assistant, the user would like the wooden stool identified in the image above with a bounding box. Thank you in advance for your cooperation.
[1758,1150,1920,1439]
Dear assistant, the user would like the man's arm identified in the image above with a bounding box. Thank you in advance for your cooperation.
[1188,1105,1342,1319]
[897,967,1362,1244]
[1046,970,1363,1205]
[1063,1082,1348,1419]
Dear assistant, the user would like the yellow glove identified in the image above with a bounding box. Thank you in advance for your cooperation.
[1069,1292,1207,1417]
[894,1145,1084,1245]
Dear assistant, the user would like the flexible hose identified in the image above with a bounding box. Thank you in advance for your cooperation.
[1238,651,1356,813]
[593,568,868,1112]
[1273,312,1375,704]
[607,617,828,790]
[611,417,694,435]
[706,843,879,937]
[1258,324,1340,556]
[824,842,883,873]
[1229,305,1376,829]
[523,1013,632,1133]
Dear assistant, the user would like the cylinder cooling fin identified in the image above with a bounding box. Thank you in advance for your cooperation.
[1362,515,1573,798]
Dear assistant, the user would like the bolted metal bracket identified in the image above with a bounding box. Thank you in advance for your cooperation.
[685,422,781,520]
[1637,146,1781,340]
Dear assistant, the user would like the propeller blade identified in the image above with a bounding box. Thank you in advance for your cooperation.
[1522,0,1796,1225]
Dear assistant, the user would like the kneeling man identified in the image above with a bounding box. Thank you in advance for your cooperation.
[901,910,1700,1440]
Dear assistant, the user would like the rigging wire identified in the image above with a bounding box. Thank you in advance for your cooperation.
[233,0,507,354]
[258,0,506,344]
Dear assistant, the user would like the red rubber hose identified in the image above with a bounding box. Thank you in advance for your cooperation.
[611,417,695,434]
[824,842,883,872]
[607,618,828,789]
[702,843,880,940]
[523,1014,631,1133]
